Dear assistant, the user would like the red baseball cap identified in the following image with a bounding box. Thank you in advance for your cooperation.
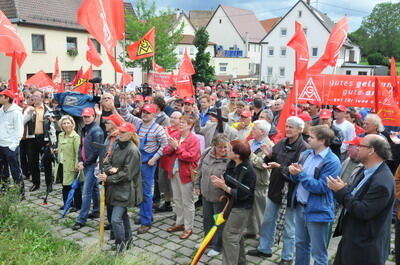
[0,89,15,99]
[81,107,95,117]
[320,109,332,119]
[240,110,252,118]
[118,122,136,133]
[307,100,321,107]
[134,95,144,102]
[334,105,347,112]
[298,112,312,122]
[343,136,362,146]
[145,96,153,101]
[142,104,157,114]
[103,114,124,127]
[183,97,195,104]
[229,91,239,98]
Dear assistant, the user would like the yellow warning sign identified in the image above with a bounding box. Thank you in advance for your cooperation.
[137,39,154,56]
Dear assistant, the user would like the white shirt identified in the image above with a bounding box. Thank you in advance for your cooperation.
[0,104,24,151]
[333,119,356,153]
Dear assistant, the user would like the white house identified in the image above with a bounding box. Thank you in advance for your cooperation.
[260,0,367,85]
[0,0,142,84]
[204,5,266,81]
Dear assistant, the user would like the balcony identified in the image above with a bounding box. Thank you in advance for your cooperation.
[215,45,244,58]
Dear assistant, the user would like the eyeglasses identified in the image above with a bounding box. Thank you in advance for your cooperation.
[358,144,371,149]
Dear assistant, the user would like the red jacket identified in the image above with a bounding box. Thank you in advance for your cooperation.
[163,132,201,184]
[160,126,180,171]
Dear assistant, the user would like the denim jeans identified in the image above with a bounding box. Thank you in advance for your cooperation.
[111,206,132,245]
[202,197,225,252]
[139,163,156,226]
[257,198,296,261]
[295,205,329,265]
[0,146,22,183]
[76,164,99,224]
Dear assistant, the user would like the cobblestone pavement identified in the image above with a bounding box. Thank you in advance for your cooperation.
[20,181,396,265]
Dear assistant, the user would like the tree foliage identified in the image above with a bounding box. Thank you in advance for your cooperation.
[192,27,215,84]
[367,52,389,66]
[349,2,400,58]
[123,0,183,72]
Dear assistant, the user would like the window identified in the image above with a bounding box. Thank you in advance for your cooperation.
[346,70,351,75]
[280,47,287,57]
[303,27,307,35]
[298,10,302,18]
[279,67,285,77]
[219,19,222,24]
[254,45,256,52]
[312,47,318,57]
[248,43,251,51]
[280,28,287,36]
[268,47,274,56]
[61,71,78,82]
[179,47,184,55]
[32,34,45,51]
[67,37,77,51]
[267,67,273,76]
[219,63,228,72]
[93,70,102,78]
[358,71,368,75]
[90,38,101,53]
[190,47,195,55]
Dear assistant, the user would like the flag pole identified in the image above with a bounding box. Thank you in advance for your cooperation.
[123,35,127,93]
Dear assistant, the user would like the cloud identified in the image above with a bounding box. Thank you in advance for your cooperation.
[147,0,388,32]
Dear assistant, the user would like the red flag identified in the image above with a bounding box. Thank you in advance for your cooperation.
[72,66,94,94]
[107,53,123,73]
[57,79,65,93]
[175,50,195,97]
[308,17,348,74]
[127,27,155,60]
[375,78,400,126]
[179,49,196,76]
[9,52,18,94]
[275,89,296,141]
[25,70,57,91]
[153,60,165,73]
[53,57,60,80]
[390,57,398,100]
[120,72,133,87]
[86,39,103,67]
[287,21,309,81]
[0,10,27,66]
[72,67,83,86]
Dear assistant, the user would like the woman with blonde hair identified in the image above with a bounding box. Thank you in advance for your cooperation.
[57,115,81,210]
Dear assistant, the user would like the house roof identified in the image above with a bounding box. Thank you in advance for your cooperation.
[210,4,266,43]
[259,17,281,34]
[0,0,135,31]
[179,34,215,45]
[188,10,214,29]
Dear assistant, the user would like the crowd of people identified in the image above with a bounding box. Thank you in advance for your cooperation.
[0,80,400,265]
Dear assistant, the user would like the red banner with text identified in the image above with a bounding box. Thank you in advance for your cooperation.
[148,72,174,88]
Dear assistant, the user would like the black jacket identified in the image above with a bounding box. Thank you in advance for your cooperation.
[265,136,308,207]
[26,105,51,140]
[223,160,256,209]
[78,122,104,166]
[333,162,395,265]
[330,124,344,159]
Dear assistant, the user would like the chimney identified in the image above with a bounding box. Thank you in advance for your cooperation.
[306,0,311,4]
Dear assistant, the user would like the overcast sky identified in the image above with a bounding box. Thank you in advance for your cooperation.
[143,0,396,32]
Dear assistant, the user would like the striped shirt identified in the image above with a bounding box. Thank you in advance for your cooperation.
[119,105,167,160]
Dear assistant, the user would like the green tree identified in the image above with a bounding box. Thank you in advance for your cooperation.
[367,52,389,66]
[123,0,183,72]
[350,2,400,58]
[192,27,215,84]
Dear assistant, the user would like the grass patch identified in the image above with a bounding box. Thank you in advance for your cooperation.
[0,188,159,265]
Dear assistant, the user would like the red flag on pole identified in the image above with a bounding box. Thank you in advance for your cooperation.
[53,57,60,80]
[86,39,103,67]
[127,27,156,60]
[308,17,348,74]
[390,57,398,101]
[72,67,83,86]
[72,66,94,94]
[120,72,133,87]
[287,21,309,81]
[153,60,165,73]
[274,89,296,142]
[9,52,18,94]
[175,50,196,97]
[0,10,27,66]
[57,78,65,93]
[107,53,123,73]
[25,70,57,91]
[375,77,400,126]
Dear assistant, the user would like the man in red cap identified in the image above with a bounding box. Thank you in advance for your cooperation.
[319,109,344,159]
[72,107,104,230]
[232,110,254,140]
[307,100,321,126]
[298,112,312,142]
[333,105,356,160]
[118,95,168,233]
[182,97,198,119]
[339,137,363,185]
[0,89,24,197]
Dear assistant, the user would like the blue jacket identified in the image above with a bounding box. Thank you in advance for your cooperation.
[290,148,341,222]
[78,122,104,166]
[54,92,98,117]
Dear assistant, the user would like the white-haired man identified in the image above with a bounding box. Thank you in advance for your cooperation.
[363,114,385,136]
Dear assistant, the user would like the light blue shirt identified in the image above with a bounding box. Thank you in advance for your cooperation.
[251,139,263,152]
[351,162,382,196]
[296,147,330,204]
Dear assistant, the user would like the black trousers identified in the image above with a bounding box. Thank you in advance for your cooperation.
[19,139,31,178]
[62,185,82,209]
[27,136,52,187]
[396,218,400,265]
